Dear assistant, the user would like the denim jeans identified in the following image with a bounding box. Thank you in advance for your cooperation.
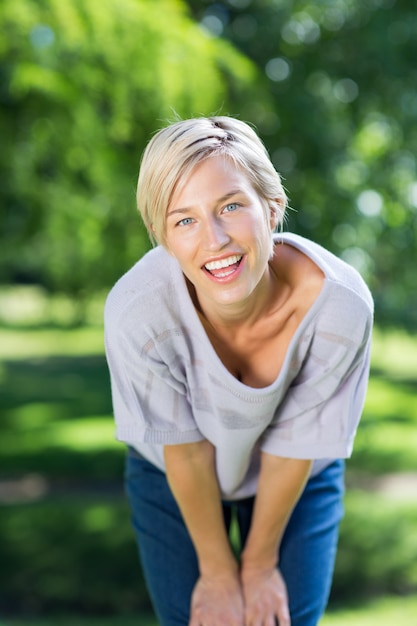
[125,451,345,626]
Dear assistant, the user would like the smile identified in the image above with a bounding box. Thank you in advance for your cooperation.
[204,255,242,272]
[203,255,243,280]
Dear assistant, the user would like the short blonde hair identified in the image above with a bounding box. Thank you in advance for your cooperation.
[136,116,287,246]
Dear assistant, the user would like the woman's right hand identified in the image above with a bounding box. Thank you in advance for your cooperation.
[189,573,244,626]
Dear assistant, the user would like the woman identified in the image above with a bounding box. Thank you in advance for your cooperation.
[104,116,373,626]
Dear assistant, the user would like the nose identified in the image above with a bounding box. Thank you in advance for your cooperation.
[201,216,231,251]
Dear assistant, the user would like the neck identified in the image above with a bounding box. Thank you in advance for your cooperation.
[188,263,287,333]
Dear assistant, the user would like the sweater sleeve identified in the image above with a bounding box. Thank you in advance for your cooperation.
[104,303,204,446]
[261,284,373,460]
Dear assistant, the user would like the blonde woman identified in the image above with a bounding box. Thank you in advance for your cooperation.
[104,116,373,626]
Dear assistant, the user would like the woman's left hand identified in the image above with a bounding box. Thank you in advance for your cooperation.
[241,566,290,626]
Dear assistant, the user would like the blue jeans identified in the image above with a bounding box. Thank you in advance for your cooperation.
[125,452,345,626]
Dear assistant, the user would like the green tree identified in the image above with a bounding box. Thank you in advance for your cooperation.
[186,0,417,328]
[0,0,263,313]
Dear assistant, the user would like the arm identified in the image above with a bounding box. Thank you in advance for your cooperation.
[240,452,312,626]
[164,440,244,626]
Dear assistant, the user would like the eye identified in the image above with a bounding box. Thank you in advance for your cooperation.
[176,217,194,227]
[223,202,240,213]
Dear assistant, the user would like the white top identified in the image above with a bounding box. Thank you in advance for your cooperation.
[104,233,374,500]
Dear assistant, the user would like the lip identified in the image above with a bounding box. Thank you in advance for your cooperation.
[201,252,244,269]
[202,254,246,283]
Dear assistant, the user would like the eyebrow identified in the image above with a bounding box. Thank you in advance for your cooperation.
[167,189,245,217]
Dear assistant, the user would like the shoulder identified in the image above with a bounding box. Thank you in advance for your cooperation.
[104,246,185,333]
[276,232,374,315]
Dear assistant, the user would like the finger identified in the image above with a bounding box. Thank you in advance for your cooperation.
[276,603,291,626]
[188,613,199,626]
[188,607,203,626]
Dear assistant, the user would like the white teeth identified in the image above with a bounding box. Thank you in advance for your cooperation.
[204,255,242,271]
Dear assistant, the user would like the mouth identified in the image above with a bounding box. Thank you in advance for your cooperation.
[203,255,243,278]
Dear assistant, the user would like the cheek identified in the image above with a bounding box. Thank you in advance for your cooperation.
[164,236,196,264]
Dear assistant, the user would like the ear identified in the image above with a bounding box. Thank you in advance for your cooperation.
[269,203,280,231]
[150,223,163,248]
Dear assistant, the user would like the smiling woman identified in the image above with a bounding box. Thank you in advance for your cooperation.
[137,117,287,248]
[104,116,374,626]
[164,156,278,315]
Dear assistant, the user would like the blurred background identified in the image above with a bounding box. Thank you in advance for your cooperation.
[1,0,416,624]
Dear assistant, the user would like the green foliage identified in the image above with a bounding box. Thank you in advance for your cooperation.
[3,618,157,626]
[186,0,417,328]
[333,493,417,601]
[350,376,417,474]
[2,0,417,326]
[350,328,417,474]
[0,499,146,615]
[322,595,417,626]
[0,349,122,480]
[0,321,138,616]
[0,0,259,300]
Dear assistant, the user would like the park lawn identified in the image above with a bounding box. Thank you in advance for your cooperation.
[321,594,417,625]
[1,300,417,618]
[3,594,417,625]
[1,616,155,626]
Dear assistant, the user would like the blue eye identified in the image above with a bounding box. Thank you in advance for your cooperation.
[223,203,239,213]
[177,217,194,227]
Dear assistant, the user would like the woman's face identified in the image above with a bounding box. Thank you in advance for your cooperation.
[165,155,277,315]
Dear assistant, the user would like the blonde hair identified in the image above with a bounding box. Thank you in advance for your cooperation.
[136,116,287,246]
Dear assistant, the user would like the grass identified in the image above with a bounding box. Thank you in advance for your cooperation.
[2,595,417,625]
[0,618,155,626]
[321,595,417,625]
[1,287,417,621]
[0,326,105,359]
[370,327,417,379]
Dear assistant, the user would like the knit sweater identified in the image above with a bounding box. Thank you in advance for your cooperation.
[104,233,373,500]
